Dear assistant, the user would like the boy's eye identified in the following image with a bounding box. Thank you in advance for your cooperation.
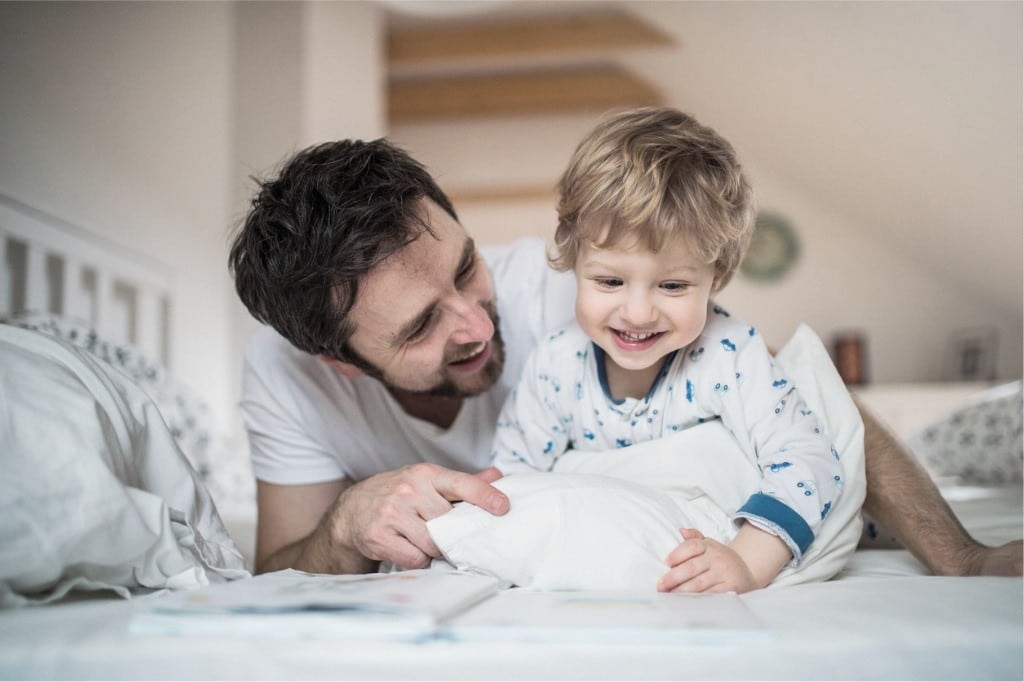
[595,277,623,288]
[661,281,690,292]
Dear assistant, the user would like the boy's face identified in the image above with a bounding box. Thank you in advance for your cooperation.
[343,199,504,398]
[574,230,716,375]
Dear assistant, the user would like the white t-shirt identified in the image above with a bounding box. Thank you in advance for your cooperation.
[240,237,577,486]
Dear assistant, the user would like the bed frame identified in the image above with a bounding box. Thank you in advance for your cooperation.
[0,193,174,367]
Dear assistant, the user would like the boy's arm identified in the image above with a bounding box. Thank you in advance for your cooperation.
[725,328,842,562]
[728,523,792,587]
[659,523,791,593]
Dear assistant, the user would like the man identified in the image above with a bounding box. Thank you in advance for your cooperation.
[228,138,1021,579]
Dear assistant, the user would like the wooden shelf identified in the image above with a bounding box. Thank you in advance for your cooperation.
[446,184,557,205]
[389,65,663,122]
[388,11,674,67]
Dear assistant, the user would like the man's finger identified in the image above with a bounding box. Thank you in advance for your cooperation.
[434,469,509,516]
[393,516,442,566]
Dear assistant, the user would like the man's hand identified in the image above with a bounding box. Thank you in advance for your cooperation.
[330,463,509,569]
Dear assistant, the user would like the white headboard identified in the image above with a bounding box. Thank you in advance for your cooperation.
[0,194,174,368]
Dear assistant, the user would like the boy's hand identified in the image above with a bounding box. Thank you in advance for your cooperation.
[658,528,759,594]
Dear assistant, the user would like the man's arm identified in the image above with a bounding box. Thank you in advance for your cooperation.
[858,398,1022,576]
[255,464,510,575]
[256,479,374,574]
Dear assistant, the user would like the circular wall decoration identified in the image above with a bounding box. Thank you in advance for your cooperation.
[740,212,800,282]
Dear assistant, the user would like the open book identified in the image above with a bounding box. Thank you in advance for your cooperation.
[131,568,767,643]
[131,568,500,642]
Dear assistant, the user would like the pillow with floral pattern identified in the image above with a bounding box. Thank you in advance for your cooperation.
[908,381,1022,485]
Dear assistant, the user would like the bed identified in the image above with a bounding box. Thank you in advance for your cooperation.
[1,196,1021,680]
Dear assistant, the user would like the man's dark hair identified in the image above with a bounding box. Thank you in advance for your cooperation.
[228,139,458,361]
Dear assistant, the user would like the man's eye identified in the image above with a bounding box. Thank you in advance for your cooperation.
[456,254,477,284]
[406,316,434,344]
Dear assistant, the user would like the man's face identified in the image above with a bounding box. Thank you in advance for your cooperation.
[344,200,504,398]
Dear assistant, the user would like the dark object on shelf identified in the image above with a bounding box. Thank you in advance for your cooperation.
[833,332,868,385]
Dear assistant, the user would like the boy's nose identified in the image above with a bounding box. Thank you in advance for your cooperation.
[621,293,657,327]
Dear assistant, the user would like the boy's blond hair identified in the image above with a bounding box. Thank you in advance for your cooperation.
[552,107,755,291]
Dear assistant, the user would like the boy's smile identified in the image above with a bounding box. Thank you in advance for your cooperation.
[574,232,716,399]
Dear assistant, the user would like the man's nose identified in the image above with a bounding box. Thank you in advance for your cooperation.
[447,294,494,344]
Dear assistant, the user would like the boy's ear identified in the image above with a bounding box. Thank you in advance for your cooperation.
[317,354,364,378]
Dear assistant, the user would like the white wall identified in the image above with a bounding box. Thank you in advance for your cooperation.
[0,1,236,424]
[1,1,386,435]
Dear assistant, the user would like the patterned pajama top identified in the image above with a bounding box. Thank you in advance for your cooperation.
[490,302,845,562]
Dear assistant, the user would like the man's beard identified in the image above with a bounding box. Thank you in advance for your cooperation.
[358,301,506,400]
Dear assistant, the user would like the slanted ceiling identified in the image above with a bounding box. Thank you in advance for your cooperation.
[386,11,672,122]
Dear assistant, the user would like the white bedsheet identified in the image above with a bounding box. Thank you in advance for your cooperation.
[0,485,1019,681]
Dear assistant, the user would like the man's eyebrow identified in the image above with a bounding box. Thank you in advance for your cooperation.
[390,236,475,347]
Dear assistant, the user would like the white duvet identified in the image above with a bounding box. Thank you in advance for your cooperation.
[0,325,248,607]
[428,325,866,590]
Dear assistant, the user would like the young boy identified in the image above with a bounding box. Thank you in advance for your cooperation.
[490,107,844,594]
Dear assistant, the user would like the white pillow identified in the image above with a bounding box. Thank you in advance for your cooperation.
[907,381,1023,485]
[427,324,865,590]
[433,472,693,591]
[0,325,249,606]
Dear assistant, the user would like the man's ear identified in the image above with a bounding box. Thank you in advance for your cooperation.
[317,354,364,378]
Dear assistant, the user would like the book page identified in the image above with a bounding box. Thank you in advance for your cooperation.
[131,569,499,640]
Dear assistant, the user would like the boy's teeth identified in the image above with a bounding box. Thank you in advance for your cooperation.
[619,330,657,342]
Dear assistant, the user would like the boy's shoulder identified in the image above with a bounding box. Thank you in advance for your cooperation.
[536,322,591,356]
[704,301,754,332]
[697,302,763,354]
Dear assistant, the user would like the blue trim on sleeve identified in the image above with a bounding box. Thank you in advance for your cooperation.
[736,493,814,555]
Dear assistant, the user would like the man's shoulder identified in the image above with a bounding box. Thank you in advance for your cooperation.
[481,236,545,279]
[482,238,577,380]
[243,325,329,384]
[244,324,304,362]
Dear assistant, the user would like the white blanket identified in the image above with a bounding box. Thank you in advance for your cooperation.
[429,325,866,590]
[0,325,248,606]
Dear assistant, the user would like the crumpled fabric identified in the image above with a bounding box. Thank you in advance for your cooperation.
[0,325,249,607]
